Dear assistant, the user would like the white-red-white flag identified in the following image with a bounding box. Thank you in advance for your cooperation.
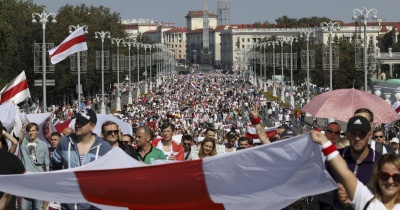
[0,71,30,104]
[49,27,88,64]
[0,134,336,210]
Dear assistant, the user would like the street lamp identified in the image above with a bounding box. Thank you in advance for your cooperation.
[111,37,125,111]
[320,21,340,91]
[95,31,111,114]
[142,43,151,94]
[277,37,287,102]
[353,7,378,92]
[136,41,141,97]
[300,28,315,103]
[32,11,57,112]
[287,36,298,107]
[69,24,88,110]
[122,38,137,104]
[268,41,278,97]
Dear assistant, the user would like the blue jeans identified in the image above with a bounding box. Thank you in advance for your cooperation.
[20,197,43,210]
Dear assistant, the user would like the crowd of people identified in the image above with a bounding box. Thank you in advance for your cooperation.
[1,73,400,210]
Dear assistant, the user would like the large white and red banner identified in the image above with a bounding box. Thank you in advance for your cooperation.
[0,71,30,104]
[0,134,336,210]
[49,27,87,64]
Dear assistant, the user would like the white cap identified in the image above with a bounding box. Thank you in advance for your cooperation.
[391,138,399,144]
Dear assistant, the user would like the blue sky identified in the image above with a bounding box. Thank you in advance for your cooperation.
[33,0,400,27]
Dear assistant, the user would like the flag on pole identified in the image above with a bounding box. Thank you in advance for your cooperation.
[0,71,30,104]
[49,27,87,64]
[0,134,336,210]
[393,101,400,115]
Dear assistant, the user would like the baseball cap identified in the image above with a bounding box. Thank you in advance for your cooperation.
[391,138,399,144]
[346,116,370,132]
[280,127,297,140]
[76,109,97,124]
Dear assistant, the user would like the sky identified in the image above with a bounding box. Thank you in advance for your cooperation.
[33,0,400,27]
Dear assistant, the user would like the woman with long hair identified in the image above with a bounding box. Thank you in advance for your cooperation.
[311,130,400,209]
[197,137,217,159]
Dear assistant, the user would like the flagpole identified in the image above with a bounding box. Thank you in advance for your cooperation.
[32,11,57,113]
[69,25,88,111]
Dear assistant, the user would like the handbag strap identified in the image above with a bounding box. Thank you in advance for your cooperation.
[363,197,375,210]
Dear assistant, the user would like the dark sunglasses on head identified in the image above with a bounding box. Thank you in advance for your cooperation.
[378,171,400,183]
[104,130,118,135]
[326,129,340,135]
[374,135,384,139]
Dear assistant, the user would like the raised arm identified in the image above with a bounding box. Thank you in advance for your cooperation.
[2,130,18,154]
[310,130,358,201]
[250,104,270,144]
[18,122,26,144]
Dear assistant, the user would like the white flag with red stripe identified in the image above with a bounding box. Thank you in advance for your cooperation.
[0,134,336,210]
[393,101,400,115]
[246,125,279,143]
[49,27,88,64]
[0,71,30,104]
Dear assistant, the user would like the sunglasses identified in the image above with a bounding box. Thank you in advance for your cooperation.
[104,130,118,135]
[378,171,400,183]
[374,135,384,139]
[121,141,131,144]
[326,129,340,135]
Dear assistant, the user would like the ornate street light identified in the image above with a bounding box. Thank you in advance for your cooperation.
[69,24,88,110]
[32,11,57,112]
[300,28,316,103]
[111,37,125,111]
[320,21,340,91]
[353,7,378,92]
[122,38,137,104]
[95,31,111,114]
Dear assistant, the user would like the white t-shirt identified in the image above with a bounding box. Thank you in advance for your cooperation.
[351,180,400,210]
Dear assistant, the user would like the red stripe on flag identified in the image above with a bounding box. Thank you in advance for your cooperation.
[75,159,224,210]
[396,106,400,113]
[0,80,28,104]
[50,35,86,58]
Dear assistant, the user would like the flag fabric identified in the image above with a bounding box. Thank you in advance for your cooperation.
[246,125,279,143]
[0,134,336,210]
[0,71,30,104]
[393,101,400,115]
[49,27,88,64]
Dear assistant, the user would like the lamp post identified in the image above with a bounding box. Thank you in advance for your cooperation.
[32,11,57,112]
[277,37,287,102]
[321,21,340,91]
[69,24,88,110]
[300,28,315,103]
[122,38,137,104]
[136,42,141,97]
[149,44,154,92]
[95,31,111,114]
[260,43,268,92]
[287,36,297,107]
[353,7,378,92]
[268,41,278,97]
[142,43,150,94]
[111,37,125,111]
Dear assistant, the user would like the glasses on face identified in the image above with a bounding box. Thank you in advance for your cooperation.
[374,135,384,139]
[104,130,118,136]
[326,129,340,135]
[121,141,131,144]
[378,171,400,183]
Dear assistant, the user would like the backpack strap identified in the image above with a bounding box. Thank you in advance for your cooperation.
[363,197,374,210]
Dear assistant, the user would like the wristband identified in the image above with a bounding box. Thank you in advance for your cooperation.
[326,151,339,161]
[321,141,337,156]
[251,117,261,125]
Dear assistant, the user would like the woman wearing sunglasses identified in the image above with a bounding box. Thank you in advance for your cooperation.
[311,129,400,210]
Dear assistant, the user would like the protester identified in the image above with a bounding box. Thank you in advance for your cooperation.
[193,137,217,159]
[50,109,112,210]
[311,129,400,210]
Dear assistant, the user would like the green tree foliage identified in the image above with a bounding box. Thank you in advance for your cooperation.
[0,1,155,105]
[378,29,394,52]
